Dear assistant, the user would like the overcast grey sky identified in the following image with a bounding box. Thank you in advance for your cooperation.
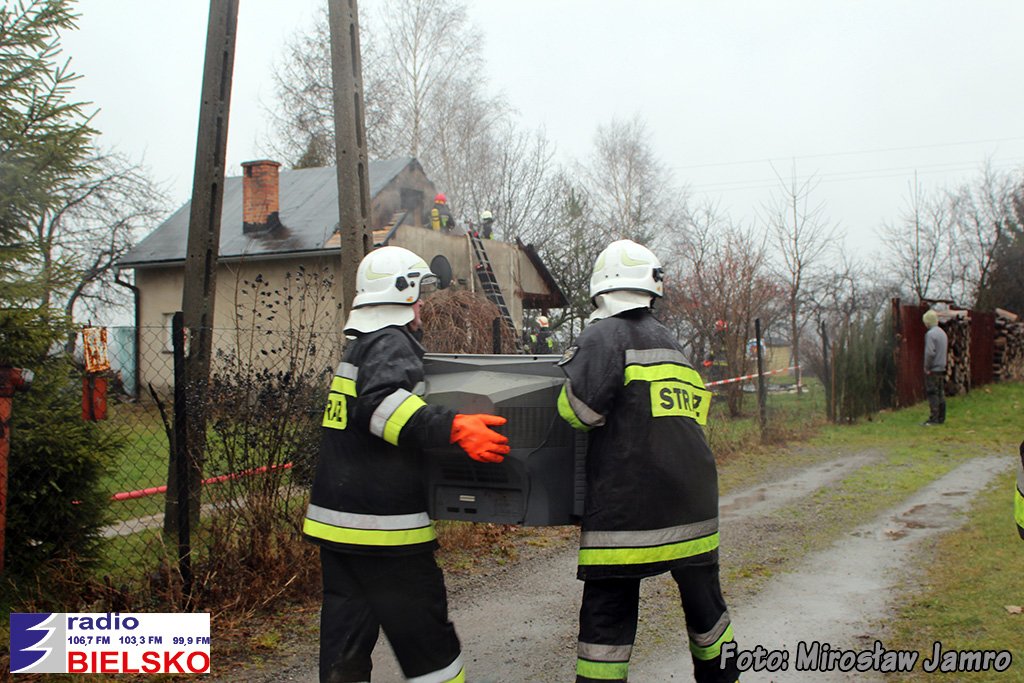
[62,1,1024,258]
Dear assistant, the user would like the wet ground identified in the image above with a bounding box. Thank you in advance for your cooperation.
[219,450,1013,682]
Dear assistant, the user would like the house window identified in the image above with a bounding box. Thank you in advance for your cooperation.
[163,313,189,355]
[163,313,175,353]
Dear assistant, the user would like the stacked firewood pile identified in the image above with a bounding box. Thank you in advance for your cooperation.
[937,308,971,394]
[994,308,1024,381]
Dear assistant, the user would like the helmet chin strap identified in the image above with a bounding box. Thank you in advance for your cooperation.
[588,290,654,323]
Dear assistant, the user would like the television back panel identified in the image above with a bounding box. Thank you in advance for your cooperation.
[422,354,586,526]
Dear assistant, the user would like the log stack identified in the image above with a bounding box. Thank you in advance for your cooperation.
[994,308,1024,382]
[937,309,971,395]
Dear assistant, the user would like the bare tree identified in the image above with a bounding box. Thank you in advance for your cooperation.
[535,176,604,342]
[264,0,559,232]
[29,150,168,329]
[881,173,952,301]
[579,116,683,247]
[946,161,1020,307]
[666,203,783,416]
[762,164,838,392]
[467,122,557,243]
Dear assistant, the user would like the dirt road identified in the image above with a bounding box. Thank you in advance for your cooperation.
[222,450,1012,682]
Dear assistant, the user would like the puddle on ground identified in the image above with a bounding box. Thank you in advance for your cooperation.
[718,451,881,519]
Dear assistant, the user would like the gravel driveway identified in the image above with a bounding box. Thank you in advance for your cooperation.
[217,450,1012,682]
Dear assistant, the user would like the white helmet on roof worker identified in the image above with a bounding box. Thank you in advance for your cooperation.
[589,239,664,300]
[344,246,438,333]
[480,210,493,221]
[537,315,549,328]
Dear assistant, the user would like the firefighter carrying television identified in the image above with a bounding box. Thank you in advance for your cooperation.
[556,239,740,683]
[303,246,510,683]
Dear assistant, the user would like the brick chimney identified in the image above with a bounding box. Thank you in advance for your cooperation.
[241,159,281,234]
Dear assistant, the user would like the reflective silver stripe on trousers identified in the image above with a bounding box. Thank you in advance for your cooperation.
[580,519,719,549]
[407,653,464,683]
[370,388,414,439]
[335,361,358,381]
[689,610,731,647]
[305,504,430,531]
[565,382,605,428]
[578,641,633,662]
[624,348,691,366]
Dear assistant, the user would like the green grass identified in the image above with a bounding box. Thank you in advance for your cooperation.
[886,475,1024,681]
[714,381,1023,613]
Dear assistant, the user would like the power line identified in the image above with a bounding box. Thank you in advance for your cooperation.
[687,157,1024,195]
[670,136,1024,171]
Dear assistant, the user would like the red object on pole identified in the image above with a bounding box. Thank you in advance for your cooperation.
[82,374,108,421]
[0,366,34,574]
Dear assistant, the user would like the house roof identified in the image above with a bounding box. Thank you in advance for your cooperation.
[119,157,418,267]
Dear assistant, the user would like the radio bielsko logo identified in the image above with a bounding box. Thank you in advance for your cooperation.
[10,613,66,674]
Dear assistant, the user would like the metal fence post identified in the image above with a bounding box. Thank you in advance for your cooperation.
[172,312,193,604]
[821,320,833,422]
[755,318,767,438]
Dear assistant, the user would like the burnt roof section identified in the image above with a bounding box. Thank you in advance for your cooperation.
[517,239,568,309]
[120,157,418,267]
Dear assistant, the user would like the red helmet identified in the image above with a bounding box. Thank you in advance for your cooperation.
[434,193,447,204]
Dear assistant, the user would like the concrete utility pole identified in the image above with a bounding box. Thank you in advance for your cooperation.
[328,0,372,321]
[180,0,238,523]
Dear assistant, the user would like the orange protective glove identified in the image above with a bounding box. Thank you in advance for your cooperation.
[450,413,510,463]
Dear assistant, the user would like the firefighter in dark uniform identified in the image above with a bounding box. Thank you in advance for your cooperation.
[1016,441,1023,540]
[557,239,740,683]
[527,315,555,354]
[303,246,510,683]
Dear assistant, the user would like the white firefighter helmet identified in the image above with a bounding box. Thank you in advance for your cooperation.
[480,210,493,221]
[344,246,437,333]
[537,315,549,328]
[589,239,664,300]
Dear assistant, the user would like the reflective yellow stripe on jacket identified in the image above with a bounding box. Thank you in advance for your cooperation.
[370,388,427,445]
[322,362,357,430]
[623,349,711,426]
[578,520,719,567]
[558,383,605,432]
[303,505,436,547]
[1015,464,1024,537]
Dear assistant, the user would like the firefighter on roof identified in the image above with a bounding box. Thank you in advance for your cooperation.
[556,239,740,683]
[303,246,509,683]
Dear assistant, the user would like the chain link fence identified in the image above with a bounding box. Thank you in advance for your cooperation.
[81,321,338,598]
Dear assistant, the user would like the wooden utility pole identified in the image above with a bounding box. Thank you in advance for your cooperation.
[328,0,372,320]
[180,0,239,524]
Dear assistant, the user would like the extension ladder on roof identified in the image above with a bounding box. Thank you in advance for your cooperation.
[467,232,525,353]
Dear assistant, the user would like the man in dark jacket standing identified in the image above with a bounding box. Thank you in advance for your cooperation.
[304,246,509,683]
[922,309,948,425]
[556,239,739,683]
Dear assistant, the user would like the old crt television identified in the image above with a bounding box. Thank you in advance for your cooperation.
[422,354,586,526]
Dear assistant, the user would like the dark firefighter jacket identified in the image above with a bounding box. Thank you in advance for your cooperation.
[557,308,720,580]
[1016,443,1023,540]
[303,326,456,556]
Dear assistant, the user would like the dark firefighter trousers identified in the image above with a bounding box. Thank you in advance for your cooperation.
[319,547,462,683]
[576,563,740,683]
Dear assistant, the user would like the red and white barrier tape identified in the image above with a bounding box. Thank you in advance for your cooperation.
[705,365,799,388]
